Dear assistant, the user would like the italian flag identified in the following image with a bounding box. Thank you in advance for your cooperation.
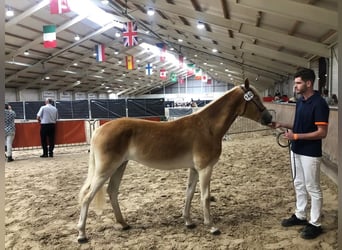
[43,25,57,48]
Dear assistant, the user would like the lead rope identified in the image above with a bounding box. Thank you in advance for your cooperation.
[276,130,296,182]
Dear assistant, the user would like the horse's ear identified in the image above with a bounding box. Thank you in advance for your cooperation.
[244,78,250,90]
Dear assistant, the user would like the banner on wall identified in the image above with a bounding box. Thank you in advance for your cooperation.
[42,90,57,100]
[75,92,86,100]
[88,93,97,99]
[59,91,72,101]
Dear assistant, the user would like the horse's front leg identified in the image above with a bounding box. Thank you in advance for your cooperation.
[198,166,221,235]
[183,168,198,228]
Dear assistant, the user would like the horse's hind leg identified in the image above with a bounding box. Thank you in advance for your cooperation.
[183,168,198,228]
[198,166,221,235]
[107,161,130,230]
[77,175,109,243]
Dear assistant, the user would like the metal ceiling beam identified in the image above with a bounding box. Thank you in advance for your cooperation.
[5,0,50,29]
[236,0,337,29]
[127,0,331,58]
[147,25,309,71]
[5,14,87,61]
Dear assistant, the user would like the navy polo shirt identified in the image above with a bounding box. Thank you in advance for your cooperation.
[291,91,329,157]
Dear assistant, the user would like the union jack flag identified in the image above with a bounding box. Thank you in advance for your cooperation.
[122,21,138,47]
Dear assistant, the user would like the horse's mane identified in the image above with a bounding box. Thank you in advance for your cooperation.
[197,85,241,113]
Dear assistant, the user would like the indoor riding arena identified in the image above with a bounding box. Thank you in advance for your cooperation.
[3,0,341,250]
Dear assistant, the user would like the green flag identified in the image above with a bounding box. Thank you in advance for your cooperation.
[170,72,177,83]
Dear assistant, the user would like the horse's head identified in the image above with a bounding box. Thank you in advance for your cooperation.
[238,79,272,125]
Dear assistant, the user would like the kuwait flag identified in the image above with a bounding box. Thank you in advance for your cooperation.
[50,0,70,14]
[95,44,106,62]
[43,25,57,48]
[187,63,195,76]
[125,55,134,70]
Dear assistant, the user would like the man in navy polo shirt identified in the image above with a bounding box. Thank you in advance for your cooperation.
[270,68,329,239]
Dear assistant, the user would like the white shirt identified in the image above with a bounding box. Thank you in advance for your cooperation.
[37,104,58,124]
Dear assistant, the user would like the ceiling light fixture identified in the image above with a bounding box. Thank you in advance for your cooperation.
[24,50,29,56]
[212,48,218,53]
[74,34,80,41]
[147,8,155,16]
[101,0,109,4]
[6,8,14,17]
[197,21,205,29]
[115,31,121,38]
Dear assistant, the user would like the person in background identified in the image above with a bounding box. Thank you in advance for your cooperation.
[331,94,338,105]
[322,89,333,105]
[269,68,329,239]
[37,98,58,158]
[5,103,16,162]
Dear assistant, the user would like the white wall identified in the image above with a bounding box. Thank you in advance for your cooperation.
[5,88,109,101]
[331,45,338,98]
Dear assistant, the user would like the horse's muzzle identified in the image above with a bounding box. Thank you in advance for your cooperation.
[260,109,272,125]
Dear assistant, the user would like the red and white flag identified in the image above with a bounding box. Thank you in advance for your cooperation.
[156,43,166,62]
[201,73,208,83]
[178,55,184,68]
[178,76,185,85]
[50,0,70,14]
[160,68,167,79]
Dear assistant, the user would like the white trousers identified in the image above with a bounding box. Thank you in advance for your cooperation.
[5,133,15,157]
[291,151,322,226]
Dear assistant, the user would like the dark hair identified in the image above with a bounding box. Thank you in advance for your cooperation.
[294,68,315,84]
[5,103,9,109]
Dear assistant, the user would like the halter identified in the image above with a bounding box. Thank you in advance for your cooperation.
[240,86,266,115]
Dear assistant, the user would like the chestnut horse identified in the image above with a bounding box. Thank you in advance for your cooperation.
[77,79,272,243]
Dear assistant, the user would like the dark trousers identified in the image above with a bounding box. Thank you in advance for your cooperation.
[40,123,56,156]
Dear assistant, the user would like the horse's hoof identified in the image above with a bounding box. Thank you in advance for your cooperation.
[210,227,221,235]
[210,196,216,202]
[122,225,131,230]
[186,223,197,229]
[77,237,89,244]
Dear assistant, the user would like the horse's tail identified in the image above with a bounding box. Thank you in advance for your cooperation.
[78,145,106,211]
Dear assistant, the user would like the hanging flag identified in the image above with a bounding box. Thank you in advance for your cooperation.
[95,44,106,62]
[43,24,57,48]
[207,76,212,84]
[187,63,195,76]
[145,63,152,76]
[50,0,70,14]
[122,21,138,47]
[160,68,167,79]
[178,55,184,68]
[125,55,134,70]
[194,68,202,80]
[201,73,208,83]
[169,72,177,83]
[178,76,185,85]
[156,43,166,62]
